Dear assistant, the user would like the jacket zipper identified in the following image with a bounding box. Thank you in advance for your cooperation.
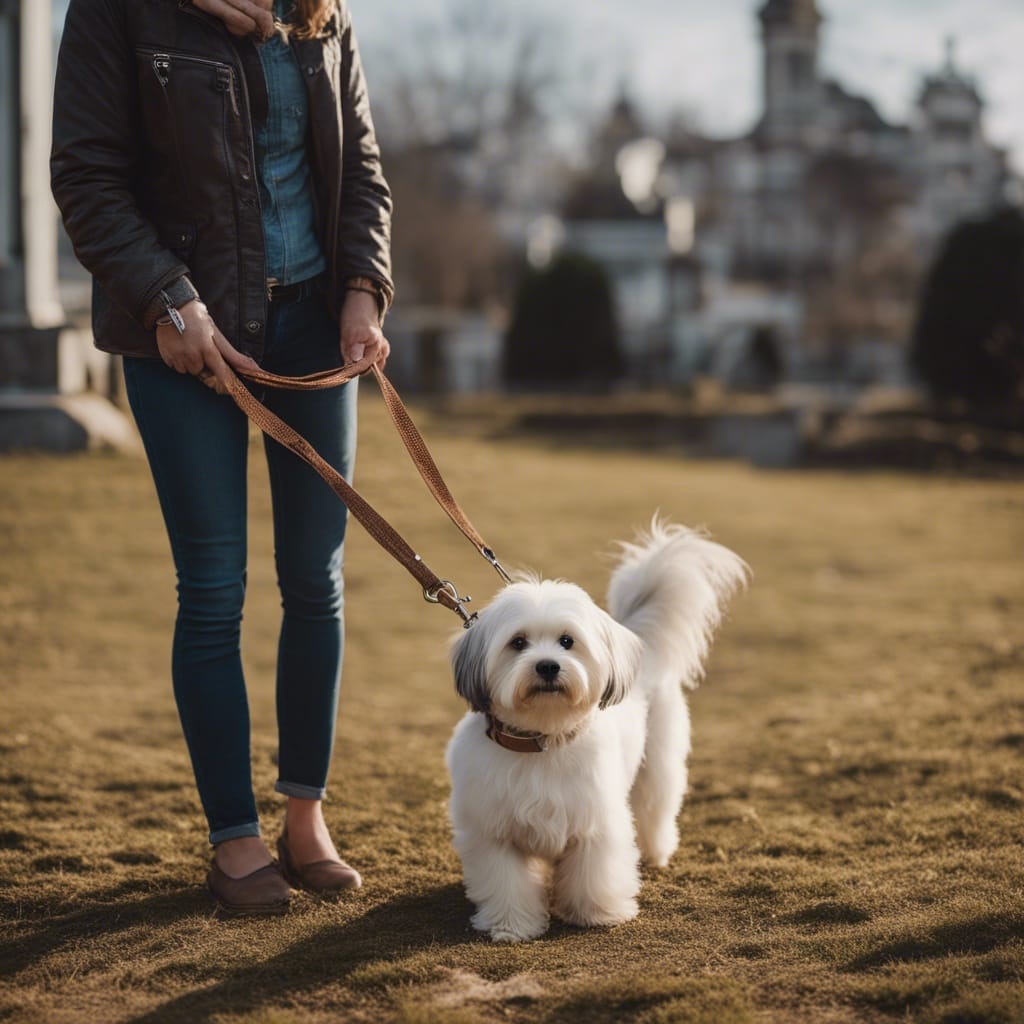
[146,48,231,69]
[152,54,170,86]
[151,9,268,345]
[149,53,192,209]
[226,45,268,333]
[216,66,241,119]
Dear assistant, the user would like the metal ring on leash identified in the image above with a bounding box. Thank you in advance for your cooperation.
[423,579,462,605]
[423,579,478,627]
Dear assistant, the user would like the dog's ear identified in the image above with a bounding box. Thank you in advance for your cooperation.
[451,621,491,713]
[598,611,642,709]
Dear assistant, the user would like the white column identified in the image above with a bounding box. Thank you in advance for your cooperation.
[20,0,64,328]
[0,7,18,315]
[0,0,136,451]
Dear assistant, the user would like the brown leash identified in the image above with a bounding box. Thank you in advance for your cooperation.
[221,355,511,626]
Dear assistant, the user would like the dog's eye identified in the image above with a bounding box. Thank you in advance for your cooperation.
[559,635,574,650]
[509,636,528,651]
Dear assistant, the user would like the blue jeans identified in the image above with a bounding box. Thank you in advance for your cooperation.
[123,284,356,845]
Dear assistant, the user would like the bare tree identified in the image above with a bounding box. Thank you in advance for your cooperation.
[367,1,582,309]
[372,3,564,163]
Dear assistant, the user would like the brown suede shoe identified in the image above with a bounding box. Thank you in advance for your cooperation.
[276,830,362,893]
[207,859,291,916]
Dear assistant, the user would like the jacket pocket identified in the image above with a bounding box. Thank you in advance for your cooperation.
[134,48,237,209]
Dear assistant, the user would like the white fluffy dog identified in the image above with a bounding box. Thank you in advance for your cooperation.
[444,520,748,943]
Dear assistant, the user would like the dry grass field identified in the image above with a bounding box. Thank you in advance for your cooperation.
[1,392,1023,1024]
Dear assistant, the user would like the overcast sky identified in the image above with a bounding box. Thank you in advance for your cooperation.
[355,0,1024,172]
[48,0,1023,170]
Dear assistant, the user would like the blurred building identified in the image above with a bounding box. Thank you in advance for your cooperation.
[544,0,1013,389]
[706,2,1009,278]
[912,39,1008,250]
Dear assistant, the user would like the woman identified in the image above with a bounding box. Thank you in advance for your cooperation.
[51,0,393,914]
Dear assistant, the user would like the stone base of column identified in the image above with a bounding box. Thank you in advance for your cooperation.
[0,392,139,453]
[0,324,63,388]
[0,325,138,453]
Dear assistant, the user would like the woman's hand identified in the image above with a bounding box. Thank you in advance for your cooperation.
[340,290,390,369]
[156,299,261,395]
[189,0,274,40]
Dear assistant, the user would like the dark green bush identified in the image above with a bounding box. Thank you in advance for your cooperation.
[910,206,1024,422]
[503,252,624,390]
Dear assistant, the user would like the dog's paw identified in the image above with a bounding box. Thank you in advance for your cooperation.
[640,842,677,869]
[490,925,543,943]
[472,908,549,943]
[556,896,638,928]
[638,824,679,868]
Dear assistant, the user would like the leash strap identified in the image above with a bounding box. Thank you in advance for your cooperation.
[371,366,512,584]
[220,355,508,624]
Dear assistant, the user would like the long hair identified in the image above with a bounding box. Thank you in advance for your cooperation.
[276,0,334,40]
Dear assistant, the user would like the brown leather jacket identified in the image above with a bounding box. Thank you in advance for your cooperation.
[51,0,393,361]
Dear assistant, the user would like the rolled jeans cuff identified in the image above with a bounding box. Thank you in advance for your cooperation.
[275,780,326,800]
[209,821,261,846]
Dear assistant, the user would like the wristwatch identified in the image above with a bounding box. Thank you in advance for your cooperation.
[148,275,200,332]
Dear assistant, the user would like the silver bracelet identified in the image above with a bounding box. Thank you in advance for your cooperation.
[156,290,187,335]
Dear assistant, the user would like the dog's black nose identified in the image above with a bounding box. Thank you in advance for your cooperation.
[535,660,561,682]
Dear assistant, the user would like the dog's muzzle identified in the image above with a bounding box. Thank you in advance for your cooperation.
[531,659,566,695]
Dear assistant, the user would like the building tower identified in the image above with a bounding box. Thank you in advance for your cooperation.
[915,38,1006,246]
[758,0,824,147]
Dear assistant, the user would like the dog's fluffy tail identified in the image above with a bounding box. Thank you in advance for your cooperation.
[607,517,749,690]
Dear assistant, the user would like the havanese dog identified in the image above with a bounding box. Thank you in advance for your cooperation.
[445,519,748,942]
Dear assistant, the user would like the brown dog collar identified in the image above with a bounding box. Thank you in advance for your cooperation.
[485,714,548,753]
[484,713,585,753]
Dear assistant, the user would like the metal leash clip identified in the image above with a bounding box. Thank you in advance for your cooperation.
[423,579,478,628]
[481,547,513,585]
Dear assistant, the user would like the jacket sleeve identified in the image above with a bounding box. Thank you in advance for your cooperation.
[51,0,191,330]
[336,2,395,313]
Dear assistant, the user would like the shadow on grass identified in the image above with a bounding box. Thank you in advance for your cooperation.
[2,879,473,1021]
[846,911,1024,971]
[783,900,871,926]
[121,884,472,1024]
[0,883,212,978]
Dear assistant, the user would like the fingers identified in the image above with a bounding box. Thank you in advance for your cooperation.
[192,0,273,38]
[206,326,264,396]
[205,331,239,392]
[155,304,252,395]
[196,367,224,394]
[195,342,234,396]
[204,0,256,37]
[156,324,203,374]
[341,329,390,368]
[370,335,390,370]
[230,0,274,38]
[212,325,260,374]
[362,334,390,368]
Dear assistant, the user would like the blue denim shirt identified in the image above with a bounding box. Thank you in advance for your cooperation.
[255,7,326,286]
